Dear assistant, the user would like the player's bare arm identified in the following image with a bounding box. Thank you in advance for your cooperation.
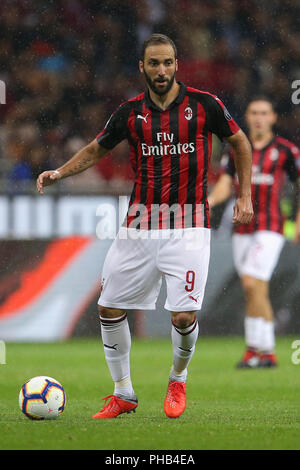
[226,129,253,225]
[293,177,300,243]
[36,139,108,194]
[207,173,233,208]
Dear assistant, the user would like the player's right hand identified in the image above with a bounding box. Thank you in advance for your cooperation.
[36,170,61,195]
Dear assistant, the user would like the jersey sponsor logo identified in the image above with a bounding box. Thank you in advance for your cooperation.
[141,142,195,157]
[141,131,195,157]
[137,113,149,123]
[251,165,274,185]
[184,106,193,120]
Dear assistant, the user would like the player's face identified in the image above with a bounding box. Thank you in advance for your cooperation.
[139,44,178,96]
[245,101,277,136]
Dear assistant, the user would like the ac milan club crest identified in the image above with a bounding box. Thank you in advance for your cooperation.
[184,106,193,120]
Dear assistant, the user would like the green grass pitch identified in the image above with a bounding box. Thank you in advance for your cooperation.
[1,337,300,450]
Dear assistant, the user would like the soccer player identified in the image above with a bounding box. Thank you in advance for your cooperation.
[37,34,253,418]
[208,97,300,368]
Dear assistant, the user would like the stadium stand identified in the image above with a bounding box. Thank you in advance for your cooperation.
[0,0,299,193]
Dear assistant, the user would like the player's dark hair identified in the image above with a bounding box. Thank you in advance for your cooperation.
[141,34,177,61]
[247,95,276,112]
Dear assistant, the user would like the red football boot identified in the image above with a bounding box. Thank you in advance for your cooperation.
[258,353,278,368]
[92,394,138,419]
[164,381,186,418]
[236,348,260,369]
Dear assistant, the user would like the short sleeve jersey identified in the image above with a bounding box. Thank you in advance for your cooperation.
[96,82,240,230]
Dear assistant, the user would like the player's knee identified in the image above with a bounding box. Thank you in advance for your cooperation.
[172,311,196,329]
[97,305,126,319]
[241,275,258,297]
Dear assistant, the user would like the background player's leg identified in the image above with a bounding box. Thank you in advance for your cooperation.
[98,305,135,398]
[235,230,284,368]
[242,275,273,322]
[243,277,276,365]
[240,275,276,367]
[169,311,199,383]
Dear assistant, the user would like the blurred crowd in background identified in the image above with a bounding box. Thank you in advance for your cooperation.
[0,0,299,193]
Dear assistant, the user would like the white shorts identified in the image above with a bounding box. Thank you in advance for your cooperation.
[232,230,285,281]
[98,227,211,312]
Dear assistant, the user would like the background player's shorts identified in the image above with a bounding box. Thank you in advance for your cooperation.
[232,230,285,281]
[98,227,211,312]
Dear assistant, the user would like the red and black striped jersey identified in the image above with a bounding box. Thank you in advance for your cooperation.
[96,82,240,229]
[222,136,300,234]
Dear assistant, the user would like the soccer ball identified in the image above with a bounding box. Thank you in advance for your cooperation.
[19,376,66,420]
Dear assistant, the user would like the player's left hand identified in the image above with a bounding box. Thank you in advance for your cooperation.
[232,196,253,225]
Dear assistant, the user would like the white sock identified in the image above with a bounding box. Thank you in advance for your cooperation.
[100,313,135,398]
[244,316,264,350]
[170,317,199,383]
[260,319,275,353]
